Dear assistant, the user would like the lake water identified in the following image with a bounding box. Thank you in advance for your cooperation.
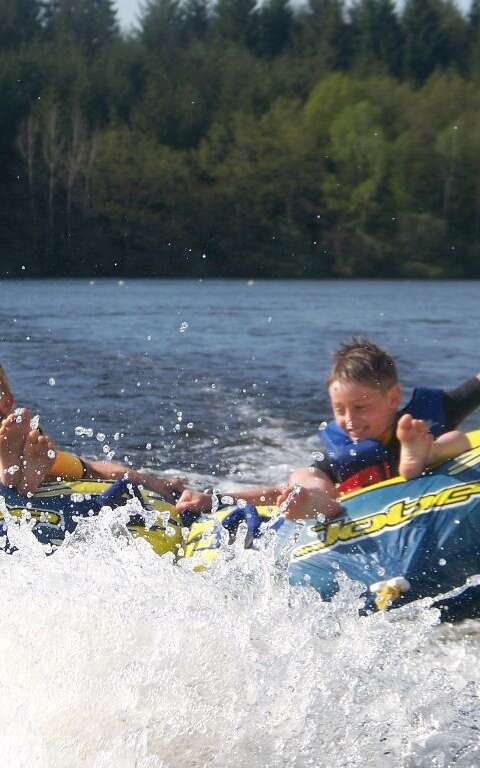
[1,278,480,767]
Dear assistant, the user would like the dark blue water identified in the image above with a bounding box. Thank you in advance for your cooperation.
[1,278,478,486]
[2,278,480,768]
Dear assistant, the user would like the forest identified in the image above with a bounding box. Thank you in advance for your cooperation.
[2,0,480,277]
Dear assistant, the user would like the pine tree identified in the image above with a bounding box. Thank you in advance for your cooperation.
[0,0,42,48]
[349,0,403,76]
[469,0,480,75]
[402,0,466,83]
[140,0,191,54]
[182,0,210,41]
[44,0,119,57]
[471,0,480,29]
[213,0,258,50]
[256,0,293,58]
[295,0,350,71]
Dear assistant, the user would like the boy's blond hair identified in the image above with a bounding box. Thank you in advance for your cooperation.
[327,338,398,390]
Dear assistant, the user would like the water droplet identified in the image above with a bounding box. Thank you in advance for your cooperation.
[96,433,105,442]
[311,451,325,462]
[439,558,447,566]
[30,415,40,430]
[179,321,189,333]
[237,498,247,509]
[102,445,111,454]
[47,449,56,459]
[349,449,357,457]
[7,465,19,475]
[319,421,327,431]
[113,432,120,441]
[187,422,194,429]
[145,442,152,450]
[48,377,56,386]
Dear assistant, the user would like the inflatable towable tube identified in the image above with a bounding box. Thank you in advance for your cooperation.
[184,429,480,618]
[282,428,480,617]
[2,431,480,619]
[0,478,183,556]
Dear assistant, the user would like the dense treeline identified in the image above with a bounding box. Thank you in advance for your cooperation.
[2,0,480,277]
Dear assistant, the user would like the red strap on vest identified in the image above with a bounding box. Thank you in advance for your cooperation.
[337,461,392,495]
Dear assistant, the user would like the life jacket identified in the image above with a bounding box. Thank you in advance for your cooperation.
[319,387,447,494]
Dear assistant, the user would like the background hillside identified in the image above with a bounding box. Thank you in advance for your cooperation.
[2,0,480,277]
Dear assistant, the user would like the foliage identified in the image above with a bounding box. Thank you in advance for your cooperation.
[1,0,480,277]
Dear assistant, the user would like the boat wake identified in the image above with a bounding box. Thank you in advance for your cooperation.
[1,511,480,767]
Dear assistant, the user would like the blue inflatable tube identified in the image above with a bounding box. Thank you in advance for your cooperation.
[274,429,480,615]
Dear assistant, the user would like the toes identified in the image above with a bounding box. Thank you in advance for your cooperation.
[14,408,30,426]
[26,430,41,446]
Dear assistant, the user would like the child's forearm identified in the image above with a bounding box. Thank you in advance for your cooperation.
[83,459,185,498]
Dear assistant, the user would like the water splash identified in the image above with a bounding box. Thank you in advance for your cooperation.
[0,512,479,767]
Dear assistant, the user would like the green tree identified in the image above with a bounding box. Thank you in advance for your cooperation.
[139,0,185,51]
[321,100,394,274]
[469,0,480,76]
[256,0,293,58]
[182,0,211,41]
[402,0,467,83]
[197,99,328,274]
[293,0,350,76]
[349,0,403,76]
[213,0,258,51]
[0,0,42,49]
[91,128,195,271]
[43,0,119,57]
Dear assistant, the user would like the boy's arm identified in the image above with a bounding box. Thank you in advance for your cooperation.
[176,484,284,515]
[82,459,185,501]
[443,375,480,429]
[176,467,342,520]
[278,466,341,520]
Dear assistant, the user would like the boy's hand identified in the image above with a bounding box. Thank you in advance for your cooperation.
[176,489,212,515]
[276,486,341,521]
[164,476,185,497]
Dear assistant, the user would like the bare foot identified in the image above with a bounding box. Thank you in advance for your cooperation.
[0,408,30,488]
[18,430,56,495]
[397,414,433,480]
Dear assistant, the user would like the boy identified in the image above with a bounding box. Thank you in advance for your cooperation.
[175,339,480,520]
[0,364,184,499]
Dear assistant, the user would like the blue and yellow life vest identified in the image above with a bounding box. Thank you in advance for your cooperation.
[320,387,447,493]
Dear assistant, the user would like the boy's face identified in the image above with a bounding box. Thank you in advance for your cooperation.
[328,379,401,442]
